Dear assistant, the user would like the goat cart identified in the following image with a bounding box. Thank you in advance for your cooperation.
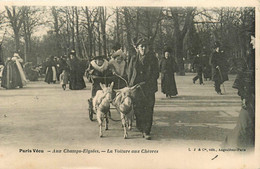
[87,74,127,121]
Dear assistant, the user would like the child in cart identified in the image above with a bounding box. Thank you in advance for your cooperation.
[59,55,70,90]
[86,55,113,115]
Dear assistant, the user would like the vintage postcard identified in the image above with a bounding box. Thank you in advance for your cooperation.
[0,0,259,168]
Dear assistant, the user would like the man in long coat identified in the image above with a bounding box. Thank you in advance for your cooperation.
[211,42,229,95]
[127,38,159,140]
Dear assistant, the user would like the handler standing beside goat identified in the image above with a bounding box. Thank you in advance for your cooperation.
[127,38,159,140]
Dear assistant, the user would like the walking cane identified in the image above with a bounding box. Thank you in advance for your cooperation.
[216,66,226,94]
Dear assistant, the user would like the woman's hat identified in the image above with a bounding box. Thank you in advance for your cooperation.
[13,53,19,57]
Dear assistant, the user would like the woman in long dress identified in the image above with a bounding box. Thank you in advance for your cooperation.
[44,56,57,84]
[1,53,27,89]
[68,50,86,90]
[160,49,178,98]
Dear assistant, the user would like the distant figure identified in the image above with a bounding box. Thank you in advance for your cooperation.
[1,53,27,89]
[59,55,70,90]
[202,52,212,81]
[44,56,57,84]
[67,50,86,90]
[160,47,178,98]
[211,42,229,95]
[54,57,61,81]
[192,54,204,85]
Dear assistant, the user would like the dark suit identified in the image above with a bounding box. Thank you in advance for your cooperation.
[127,51,159,135]
[211,50,229,93]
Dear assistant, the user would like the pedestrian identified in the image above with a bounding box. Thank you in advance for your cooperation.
[59,55,70,90]
[211,42,229,95]
[223,24,255,149]
[54,56,61,81]
[109,43,128,89]
[127,37,159,140]
[1,53,27,89]
[44,56,57,84]
[67,50,86,90]
[160,47,178,98]
[192,54,204,85]
[202,53,212,81]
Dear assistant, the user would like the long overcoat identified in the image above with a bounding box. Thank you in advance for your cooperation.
[127,51,159,96]
[1,59,23,89]
[211,50,229,83]
[160,56,178,96]
[68,58,86,90]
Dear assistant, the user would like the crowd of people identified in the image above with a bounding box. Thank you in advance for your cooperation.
[0,32,255,145]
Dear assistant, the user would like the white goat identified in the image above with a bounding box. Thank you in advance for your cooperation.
[113,84,141,139]
[93,82,114,137]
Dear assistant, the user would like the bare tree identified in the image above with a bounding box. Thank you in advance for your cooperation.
[168,7,195,75]
[5,6,25,53]
[22,7,46,63]
[51,7,66,57]
[82,7,98,57]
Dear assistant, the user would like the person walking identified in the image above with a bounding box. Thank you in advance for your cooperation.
[59,55,70,90]
[160,47,178,98]
[192,54,204,85]
[211,42,229,95]
[44,56,57,84]
[127,38,159,140]
[1,53,27,89]
[67,50,86,90]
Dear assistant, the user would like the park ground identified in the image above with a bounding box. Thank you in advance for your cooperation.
[0,73,258,169]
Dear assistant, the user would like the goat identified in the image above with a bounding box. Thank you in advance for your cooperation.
[113,83,143,139]
[93,82,114,137]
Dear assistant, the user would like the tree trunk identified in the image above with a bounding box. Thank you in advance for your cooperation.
[171,8,194,76]
[116,7,120,42]
[100,7,107,57]
[52,7,62,56]
[123,8,132,55]
[66,8,70,55]
[75,7,82,58]
[71,7,75,50]
[97,9,102,56]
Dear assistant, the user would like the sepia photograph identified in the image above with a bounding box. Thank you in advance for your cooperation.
[0,1,259,168]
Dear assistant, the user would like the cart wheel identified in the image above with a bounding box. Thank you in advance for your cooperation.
[88,98,94,121]
[89,108,94,121]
